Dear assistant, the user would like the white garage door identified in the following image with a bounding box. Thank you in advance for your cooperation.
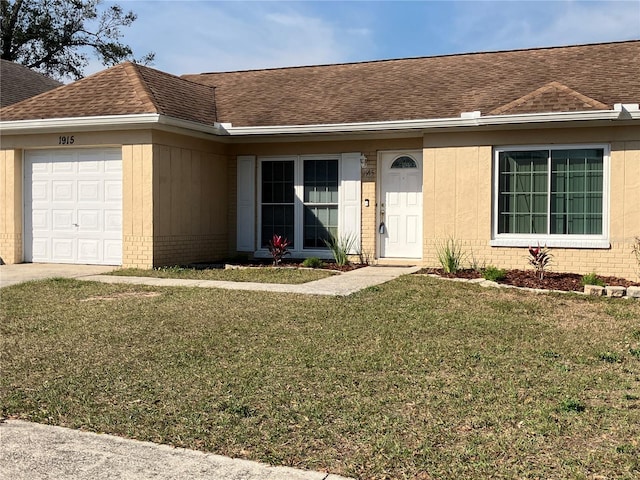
[25,148,123,265]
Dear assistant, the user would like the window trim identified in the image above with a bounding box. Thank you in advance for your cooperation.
[256,154,342,258]
[491,144,610,249]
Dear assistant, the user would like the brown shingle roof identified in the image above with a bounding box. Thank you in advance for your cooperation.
[182,40,640,126]
[488,82,610,115]
[0,60,62,107]
[0,62,217,124]
[1,41,639,127]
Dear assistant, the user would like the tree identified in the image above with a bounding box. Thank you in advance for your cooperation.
[0,0,154,80]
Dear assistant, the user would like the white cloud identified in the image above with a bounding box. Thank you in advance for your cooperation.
[450,0,640,52]
[109,1,373,75]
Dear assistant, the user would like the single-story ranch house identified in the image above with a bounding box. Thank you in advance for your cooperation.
[1,41,639,279]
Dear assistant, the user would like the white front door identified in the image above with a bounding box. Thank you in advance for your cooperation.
[379,151,423,258]
[24,148,123,265]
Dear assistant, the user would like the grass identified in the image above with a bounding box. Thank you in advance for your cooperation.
[2,276,640,479]
[109,266,335,284]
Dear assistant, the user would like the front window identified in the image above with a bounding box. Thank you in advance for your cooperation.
[260,156,341,251]
[494,145,607,246]
[303,159,338,248]
[261,160,295,248]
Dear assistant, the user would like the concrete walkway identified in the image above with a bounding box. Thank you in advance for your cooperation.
[81,265,421,296]
[0,263,115,288]
[0,420,351,480]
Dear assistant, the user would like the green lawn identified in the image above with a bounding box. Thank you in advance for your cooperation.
[1,276,639,479]
[109,266,335,284]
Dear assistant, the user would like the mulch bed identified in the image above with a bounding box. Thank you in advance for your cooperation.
[190,259,365,273]
[418,268,640,292]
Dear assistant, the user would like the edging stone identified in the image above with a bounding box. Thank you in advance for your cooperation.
[420,274,639,299]
[626,286,640,298]
[584,285,605,296]
[605,286,627,298]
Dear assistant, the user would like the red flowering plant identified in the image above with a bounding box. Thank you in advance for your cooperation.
[268,234,291,266]
[528,244,553,280]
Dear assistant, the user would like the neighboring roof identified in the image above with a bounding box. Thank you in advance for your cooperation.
[1,41,639,128]
[0,60,62,107]
[0,62,218,125]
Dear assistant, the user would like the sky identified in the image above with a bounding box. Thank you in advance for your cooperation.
[95,0,640,77]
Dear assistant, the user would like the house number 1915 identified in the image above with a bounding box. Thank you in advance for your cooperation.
[58,135,75,145]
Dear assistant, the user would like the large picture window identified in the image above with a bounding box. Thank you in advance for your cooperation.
[494,145,608,246]
[259,156,342,252]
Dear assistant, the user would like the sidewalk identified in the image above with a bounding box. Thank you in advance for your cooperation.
[80,265,421,296]
[0,420,351,480]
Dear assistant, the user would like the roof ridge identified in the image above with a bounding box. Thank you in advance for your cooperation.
[121,62,160,114]
[184,39,640,77]
[488,81,610,115]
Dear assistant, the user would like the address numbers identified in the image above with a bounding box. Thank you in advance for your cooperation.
[58,135,75,145]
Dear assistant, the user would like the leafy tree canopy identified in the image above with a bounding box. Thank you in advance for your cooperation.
[1,0,154,80]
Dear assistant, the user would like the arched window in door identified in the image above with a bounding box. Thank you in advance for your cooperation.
[391,155,417,169]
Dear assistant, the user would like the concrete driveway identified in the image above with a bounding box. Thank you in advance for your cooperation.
[0,263,116,288]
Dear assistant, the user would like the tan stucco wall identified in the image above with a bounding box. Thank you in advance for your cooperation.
[149,131,230,267]
[122,144,154,267]
[422,126,640,280]
[0,149,23,264]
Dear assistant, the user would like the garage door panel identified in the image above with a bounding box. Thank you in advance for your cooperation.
[31,182,49,201]
[52,181,74,201]
[104,210,122,232]
[104,240,122,265]
[78,239,100,263]
[51,156,74,173]
[25,148,122,265]
[52,238,74,261]
[32,210,49,230]
[52,210,74,230]
[31,238,49,260]
[104,151,123,168]
[104,181,122,201]
[78,181,101,201]
[78,210,100,231]
[77,159,101,173]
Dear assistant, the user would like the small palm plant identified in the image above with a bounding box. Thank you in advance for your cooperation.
[528,244,553,280]
[268,234,291,266]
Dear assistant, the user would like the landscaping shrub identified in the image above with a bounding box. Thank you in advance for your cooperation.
[436,238,465,274]
[324,233,357,266]
[581,272,605,287]
[528,244,553,280]
[483,265,506,282]
[302,257,324,268]
[268,234,291,266]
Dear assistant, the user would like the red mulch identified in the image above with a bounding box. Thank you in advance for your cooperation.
[418,268,639,292]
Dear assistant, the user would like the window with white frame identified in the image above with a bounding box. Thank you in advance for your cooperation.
[493,145,608,246]
[260,156,340,251]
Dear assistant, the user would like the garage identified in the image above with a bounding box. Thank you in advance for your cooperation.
[24,148,123,265]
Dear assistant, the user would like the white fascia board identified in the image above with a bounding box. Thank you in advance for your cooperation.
[0,109,635,138]
[223,109,628,136]
[0,114,229,136]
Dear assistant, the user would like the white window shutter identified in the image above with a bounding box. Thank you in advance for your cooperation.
[236,155,256,251]
[339,152,362,254]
